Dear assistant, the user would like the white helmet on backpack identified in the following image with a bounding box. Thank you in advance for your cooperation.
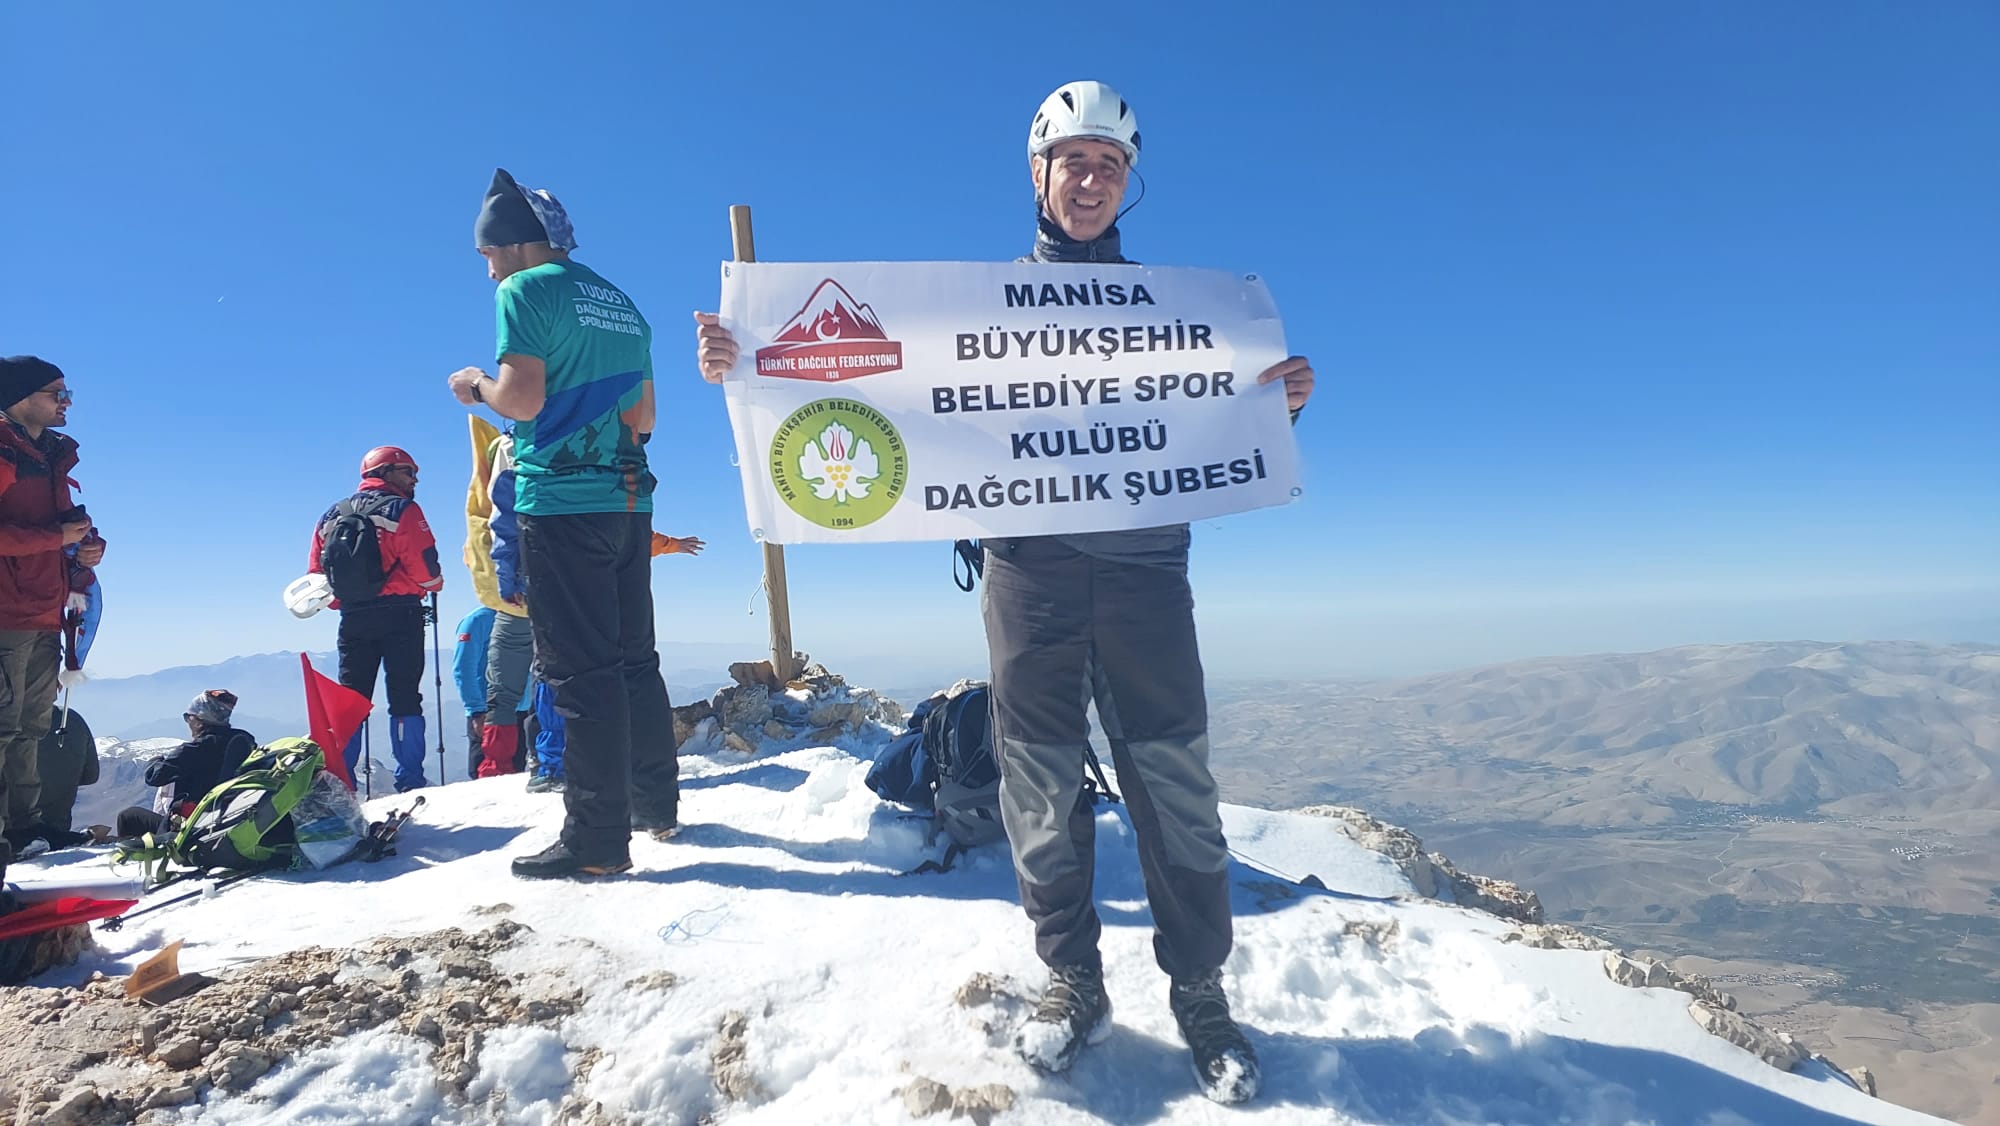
[1029,80,1141,168]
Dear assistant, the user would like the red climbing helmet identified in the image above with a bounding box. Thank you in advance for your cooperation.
[360,446,419,476]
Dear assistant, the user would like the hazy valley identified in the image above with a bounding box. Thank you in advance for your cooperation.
[1205,640,2000,1124]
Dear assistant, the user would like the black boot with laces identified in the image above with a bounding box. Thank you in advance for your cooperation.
[1014,963,1112,1072]
[1169,970,1260,1104]
[510,839,630,879]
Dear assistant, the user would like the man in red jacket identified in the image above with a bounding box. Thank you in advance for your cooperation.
[310,446,443,791]
[0,357,105,857]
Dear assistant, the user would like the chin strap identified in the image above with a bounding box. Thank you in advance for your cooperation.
[1116,170,1146,224]
[1036,168,1146,241]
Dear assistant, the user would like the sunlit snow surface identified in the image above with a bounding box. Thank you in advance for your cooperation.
[21,733,1928,1125]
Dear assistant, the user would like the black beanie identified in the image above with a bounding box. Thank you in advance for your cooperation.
[0,356,63,413]
[476,168,548,249]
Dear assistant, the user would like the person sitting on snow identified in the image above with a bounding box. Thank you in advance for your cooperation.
[100,690,257,840]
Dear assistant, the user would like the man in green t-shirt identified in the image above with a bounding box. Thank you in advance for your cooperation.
[448,168,679,880]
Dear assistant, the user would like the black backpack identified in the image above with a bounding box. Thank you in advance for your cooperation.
[319,496,390,603]
[925,681,1003,849]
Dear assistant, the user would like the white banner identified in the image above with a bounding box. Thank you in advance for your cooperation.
[717,261,1301,544]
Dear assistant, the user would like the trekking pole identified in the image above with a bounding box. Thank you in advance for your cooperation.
[429,592,446,784]
[357,795,425,862]
[98,869,262,932]
[362,719,373,800]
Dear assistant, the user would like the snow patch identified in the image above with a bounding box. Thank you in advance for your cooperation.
[465,1026,570,1125]
[181,1030,446,1125]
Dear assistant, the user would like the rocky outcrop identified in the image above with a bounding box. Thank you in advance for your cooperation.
[711,1010,766,1104]
[1587,923,1884,1095]
[1296,805,1544,923]
[1501,923,1614,952]
[1688,1000,1808,1070]
[900,1076,1016,1125]
[1602,952,1737,1010]
[952,972,1011,1009]
[1292,805,1878,1100]
[0,920,605,1125]
[675,660,906,757]
[1,922,93,985]
[903,1076,953,1116]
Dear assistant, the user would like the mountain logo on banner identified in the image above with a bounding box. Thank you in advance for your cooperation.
[755,279,905,382]
[768,398,909,530]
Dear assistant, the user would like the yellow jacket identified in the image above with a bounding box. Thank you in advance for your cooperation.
[462,416,525,617]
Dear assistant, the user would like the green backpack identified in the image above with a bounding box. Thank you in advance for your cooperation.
[120,738,326,889]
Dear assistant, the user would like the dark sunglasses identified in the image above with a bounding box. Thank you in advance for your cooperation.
[39,388,73,404]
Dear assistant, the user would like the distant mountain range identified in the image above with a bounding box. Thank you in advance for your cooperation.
[1209,640,2000,825]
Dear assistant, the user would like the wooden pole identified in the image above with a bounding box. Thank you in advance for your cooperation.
[730,205,798,684]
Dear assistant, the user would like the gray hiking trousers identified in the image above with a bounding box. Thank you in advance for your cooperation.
[486,608,534,717]
[0,630,61,839]
[981,535,1232,980]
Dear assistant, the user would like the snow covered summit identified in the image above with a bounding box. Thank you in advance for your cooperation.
[18,698,1932,1125]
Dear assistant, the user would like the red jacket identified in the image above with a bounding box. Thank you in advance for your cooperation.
[0,420,82,632]
[309,477,444,608]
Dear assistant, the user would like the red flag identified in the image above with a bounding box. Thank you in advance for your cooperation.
[302,653,370,789]
[0,896,138,940]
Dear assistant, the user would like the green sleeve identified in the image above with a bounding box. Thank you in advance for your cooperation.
[495,276,549,361]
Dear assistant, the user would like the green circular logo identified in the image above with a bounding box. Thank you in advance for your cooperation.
[768,398,908,530]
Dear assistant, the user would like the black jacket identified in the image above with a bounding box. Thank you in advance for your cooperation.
[1031,215,1127,265]
[145,726,258,811]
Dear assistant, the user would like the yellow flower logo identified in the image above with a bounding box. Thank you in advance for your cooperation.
[768,399,908,530]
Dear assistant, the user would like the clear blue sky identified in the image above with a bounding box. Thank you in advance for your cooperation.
[5,1,1995,683]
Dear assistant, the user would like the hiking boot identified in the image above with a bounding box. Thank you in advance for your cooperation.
[633,817,679,841]
[1169,970,1260,1104]
[525,772,564,794]
[510,840,631,880]
[1014,963,1112,1072]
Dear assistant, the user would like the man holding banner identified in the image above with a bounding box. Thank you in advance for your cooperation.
[695,81,1313,1103]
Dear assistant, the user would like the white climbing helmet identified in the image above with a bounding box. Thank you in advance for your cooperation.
[1028,80,1141,168]
[283,572,334,619]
